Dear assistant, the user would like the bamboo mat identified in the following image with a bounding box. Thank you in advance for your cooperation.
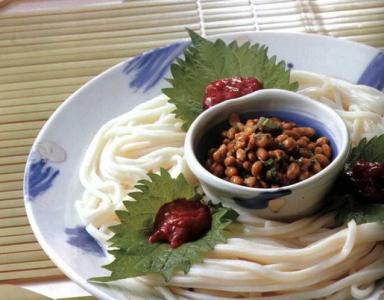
[0,0,383,284]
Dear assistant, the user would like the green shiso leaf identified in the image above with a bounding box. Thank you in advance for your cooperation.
[89,169,238,283]
[162,29,298,131]
[347,134,384,163]
[258,117,280,131]
[334,195,384,225]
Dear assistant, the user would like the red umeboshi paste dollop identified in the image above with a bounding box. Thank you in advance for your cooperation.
[203,77,263,109]
[148,198,212,249]
[345,159,384,203]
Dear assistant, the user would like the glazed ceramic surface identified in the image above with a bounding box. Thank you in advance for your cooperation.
[184,89,350,219]
[23,32,384,299]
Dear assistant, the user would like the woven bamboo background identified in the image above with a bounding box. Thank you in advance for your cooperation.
[0,0,383,283]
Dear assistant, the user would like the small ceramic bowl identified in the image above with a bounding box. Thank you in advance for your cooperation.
[184,89,350,219]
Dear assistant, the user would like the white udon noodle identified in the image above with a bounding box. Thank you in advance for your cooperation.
[76,70,384,300]
[290,70,384,145]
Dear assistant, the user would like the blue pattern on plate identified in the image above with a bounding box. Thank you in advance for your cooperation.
[123,42,187,92]
[234,189,292,209]
[26,158,60,201]
[357,52,384,91]
[65,226,105,257]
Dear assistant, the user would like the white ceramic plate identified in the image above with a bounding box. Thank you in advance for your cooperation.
[23,32,384,300]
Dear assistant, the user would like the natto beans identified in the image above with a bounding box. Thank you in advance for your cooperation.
[205,113,333,188]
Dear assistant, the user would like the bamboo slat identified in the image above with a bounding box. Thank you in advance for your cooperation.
[0,217,29,228]
[0,147,31,158]
[259,16,384,31]
[0,103,62,116]
[0,48,151,68]
[0,243,41,255]
[0,173,24,183]
[0,36,188,62]
[0,32,188,56]
[258,11,384,27]
[0,130,39,141]
[0,173,23,184]
[345,32,384,44]
[300,7,384,21]
[0,76,91,92]
[0,207,24,219]
[0,1,197,24]
[331,27,384,38]
[0,181,22,192]
[207,25,264,35]
[0,95,67,109]
[0,67,107,84]
[0,260,55,272]
[0,58,122,75]
[202,0,249,9]
[0,17,198,40]
[0,268,63,282]
[0,191,23,201]
[361,39,384,48]
[0,234,35,246]
[0,250,46,265]
[0,121,44,132]
[0,11,197,34]
[308,7,384,20]
[0,199,24,209]
[0,157,26,166]
[251,1,384,14]
[0,165,25,175]
[0,111,59,124]
[0,25,198,48]
[0,226,32,237]
[0,85,80,101]
[0,138,35,148]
